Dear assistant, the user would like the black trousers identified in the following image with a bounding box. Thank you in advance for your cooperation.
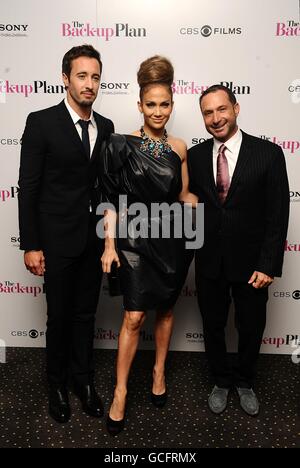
[196,271,268,388]
[44,220,103,387]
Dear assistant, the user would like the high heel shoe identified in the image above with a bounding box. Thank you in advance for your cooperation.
[151,391,167,408]
[106,390,126,436]
[106,414,125,436]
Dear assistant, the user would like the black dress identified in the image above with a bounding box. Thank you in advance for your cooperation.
[99,133,193,311]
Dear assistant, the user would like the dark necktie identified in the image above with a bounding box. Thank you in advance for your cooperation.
[78,119,91,158]
[216,144,230,204]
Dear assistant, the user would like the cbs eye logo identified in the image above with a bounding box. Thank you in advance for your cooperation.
[292,290,300,300]
[29,329,39,339]
[201,25,212,37]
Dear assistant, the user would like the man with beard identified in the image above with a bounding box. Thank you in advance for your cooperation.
[188,85,289,416]
[18,45,114,423]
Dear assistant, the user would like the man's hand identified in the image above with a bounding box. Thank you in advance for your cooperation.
[248,271,274,289]
[24,250,45,276]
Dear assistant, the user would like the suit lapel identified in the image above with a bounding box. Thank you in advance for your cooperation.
[56,100,88,160]
[225,131,251,203]
[206,139,220,205]
[90,112,104,163]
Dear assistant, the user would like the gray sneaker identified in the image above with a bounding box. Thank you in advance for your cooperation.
[208,385,229,414]
[236,387,259,416]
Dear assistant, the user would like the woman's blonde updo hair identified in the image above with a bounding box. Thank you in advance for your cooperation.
[137,55,174,100]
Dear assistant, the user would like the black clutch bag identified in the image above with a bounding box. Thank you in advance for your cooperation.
[107,262,122,296]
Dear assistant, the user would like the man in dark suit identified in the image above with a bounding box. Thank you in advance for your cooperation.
[188,85,289,416]
[18,45,114,423]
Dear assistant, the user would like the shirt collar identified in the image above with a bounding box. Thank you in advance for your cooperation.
[213,128,242,153]
[64,97,96,128]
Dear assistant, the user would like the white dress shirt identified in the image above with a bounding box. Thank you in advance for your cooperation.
[213,128,243,183]
[64,98,98,157]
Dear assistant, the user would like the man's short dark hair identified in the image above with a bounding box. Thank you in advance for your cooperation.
[62,44,102,78]
[199,84,237,107]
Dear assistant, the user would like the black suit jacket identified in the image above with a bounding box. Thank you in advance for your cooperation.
[188,131,290,280]
[18,100,114,255]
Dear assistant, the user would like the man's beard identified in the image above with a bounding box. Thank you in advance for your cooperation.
[80,99,94,107]
[71,91,96,108]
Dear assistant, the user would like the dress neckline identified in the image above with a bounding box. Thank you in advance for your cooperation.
[125,134,182,163]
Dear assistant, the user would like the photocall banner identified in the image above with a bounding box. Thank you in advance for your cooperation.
[0,0,299,355]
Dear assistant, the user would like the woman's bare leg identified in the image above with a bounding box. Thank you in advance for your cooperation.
[109,310,146,420]
[152,308,174,395]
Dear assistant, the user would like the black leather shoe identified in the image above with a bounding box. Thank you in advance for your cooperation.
[74,384,104,418]
[106,414,125,436]
[48,386,71,423]
[151,391,167,408]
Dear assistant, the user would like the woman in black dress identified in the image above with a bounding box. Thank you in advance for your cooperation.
[99,56,198,435]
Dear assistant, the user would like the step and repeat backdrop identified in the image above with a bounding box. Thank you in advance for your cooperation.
[0,0,299,354]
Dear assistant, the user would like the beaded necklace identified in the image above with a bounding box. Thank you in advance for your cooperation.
[139,126,172,158]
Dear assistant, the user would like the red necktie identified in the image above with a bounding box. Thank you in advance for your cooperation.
[216,144,230,204]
